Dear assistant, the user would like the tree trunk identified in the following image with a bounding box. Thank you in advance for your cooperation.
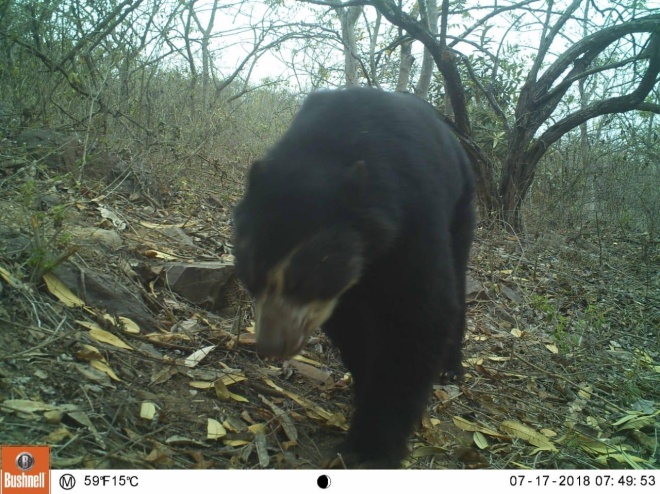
[336,5,362,86]
[415,0,438,99]
[366,1,660,231]
[498,153,532,232]
[396,40,413,91]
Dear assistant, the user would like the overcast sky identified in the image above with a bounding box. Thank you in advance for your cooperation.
[201,1,660,90]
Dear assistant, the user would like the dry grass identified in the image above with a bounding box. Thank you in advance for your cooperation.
[0,149,658,470]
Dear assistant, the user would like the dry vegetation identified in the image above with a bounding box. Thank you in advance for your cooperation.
[0,1,658,470]
[0,116,658,468]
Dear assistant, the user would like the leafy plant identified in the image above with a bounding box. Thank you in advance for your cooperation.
[531,294,581,353]
[26,213,76,282]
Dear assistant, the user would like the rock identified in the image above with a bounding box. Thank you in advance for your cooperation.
[38,193,62,209]
[161,227,194,247]
[0,227,31,258]
[163,261,240,312]
[69,227,123,251]
[466,276,487,300]
[54,263,156,329]
[17,129,81,171]
[500,284,522,304]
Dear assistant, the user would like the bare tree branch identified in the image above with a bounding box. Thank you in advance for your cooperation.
[528,30,660,164]
[534,13,660,103]
[59,0,146,68]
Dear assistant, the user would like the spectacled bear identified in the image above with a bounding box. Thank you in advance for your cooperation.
[233,87,475,468]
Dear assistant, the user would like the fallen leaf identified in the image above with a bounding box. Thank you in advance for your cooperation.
[143,249,180,260]
[260,394,298,442]
[594,453,653,469]
[255,431,270,467]
[473,431,489,449]
[223,416,248,432]
[289,359,332,383]
[151,365,178,384]
[67,409,105,448]
[117,316,140,334]
[43,273,85,307]
[183,345,216,368]
[411,446,447,458]
[614,412,659,431]
[140,402,157,420]
[453,416,479,431]
[454,446,490,468]
[190,381,214,389]
[453,416,507,439]
[218,374,247,386]
[171,318,199,333]
[612,412,646,427]
[577,384,592,399]
[89,311,116,325]
[43,427,73,443]
[263,378,345,429]
[145,332,192,343]
[556,430,616,454]
[1,399,59,413]
[91,360,122,381]
[0,265,22,288]
[500,420,558,452]
[98,206,126,230]
[66,410,94,428]
[76,344,106,363]
[51,457,83,468]
[87,326,133,350]
[140,221,187,229]
[165,436,208,447]
[43,410,64,424]
[145,447,174,466]
[229,392,248,403]
[76,320,102,331]
[224,439,250,447]
[188,451,214,469]
[207,419,227,440]
[326,412,348,429]
[236,333,256,345]
[248,424,267,434]
[292,355,322,367]
[579,439,627,455]
[214,379,231,401]
[75,363,112,385]
[633,350,653,365]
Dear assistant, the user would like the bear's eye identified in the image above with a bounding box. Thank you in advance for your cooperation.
[284,274,304,295]
[288,280,300,292]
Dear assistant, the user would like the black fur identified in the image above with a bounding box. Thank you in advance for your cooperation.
[233,87,475,468]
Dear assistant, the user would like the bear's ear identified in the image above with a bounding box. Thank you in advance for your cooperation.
[247,159,266,187]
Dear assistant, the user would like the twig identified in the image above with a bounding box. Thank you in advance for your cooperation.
[0,317,68,360]
[514,352,627,414]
